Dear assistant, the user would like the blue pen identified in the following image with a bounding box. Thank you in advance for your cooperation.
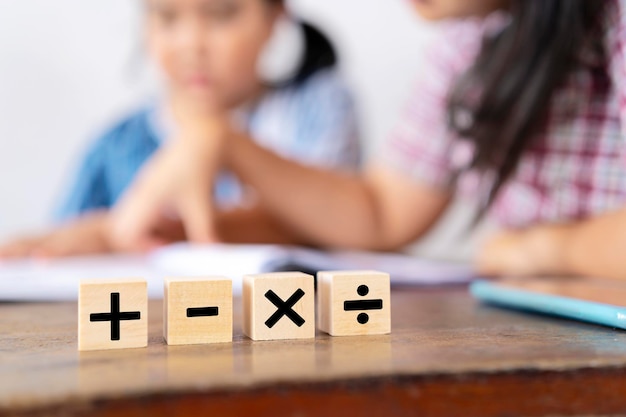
[470,280,626,330]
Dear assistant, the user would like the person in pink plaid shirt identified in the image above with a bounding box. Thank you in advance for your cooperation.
[109,0,626,280]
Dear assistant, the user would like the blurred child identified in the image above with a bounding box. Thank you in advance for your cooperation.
[0,0,360,258]
[111,0,626,281]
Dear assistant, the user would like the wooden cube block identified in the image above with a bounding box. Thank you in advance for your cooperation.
[243,272,315,341]
[164,277,232,345]
[78,278,148,351]
[317,270,391,336]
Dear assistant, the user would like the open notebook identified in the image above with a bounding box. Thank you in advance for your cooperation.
[0,243,474,301]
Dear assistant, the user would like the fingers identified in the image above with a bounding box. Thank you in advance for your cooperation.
[171,89,223,132]
[109,153,175,252]
[109,137,221,250]
[109,195,163,253]
[178,186,216,243]
[109,189,193,253]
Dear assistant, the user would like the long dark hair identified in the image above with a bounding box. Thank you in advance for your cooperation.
[266,0,337,86]
[447,0,609,217]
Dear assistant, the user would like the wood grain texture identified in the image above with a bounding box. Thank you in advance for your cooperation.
[317,270,390,336]
[78,278,147,351]
[164,277,232,345]
[4,287,626,416]
[243,272,315,341]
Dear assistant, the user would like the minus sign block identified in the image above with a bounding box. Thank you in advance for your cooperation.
[164,277,232,345]
[317,270,391,336]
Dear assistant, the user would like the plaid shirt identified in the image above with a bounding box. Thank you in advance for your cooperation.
[382,1,626,228]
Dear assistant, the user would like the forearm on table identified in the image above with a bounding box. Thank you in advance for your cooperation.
[38,211,113,257]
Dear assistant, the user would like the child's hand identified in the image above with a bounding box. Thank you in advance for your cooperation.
[0,212,112,260]
[476,226,569,277]
[109,105,233,253]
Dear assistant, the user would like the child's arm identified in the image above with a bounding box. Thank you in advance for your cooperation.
[111,128,452,252]
[0,212,112,259]
[0,202,305,259]
[226,133,452,250]
[477,208,626,280]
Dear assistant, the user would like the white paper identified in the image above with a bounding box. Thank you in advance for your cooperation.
[0,255,163,301]
[148,243,288,295]
[0,243,474,302]
[284,247,474,285]
[150,243,474,290]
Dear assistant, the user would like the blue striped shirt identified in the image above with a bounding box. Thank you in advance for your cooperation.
[56,69,361,220]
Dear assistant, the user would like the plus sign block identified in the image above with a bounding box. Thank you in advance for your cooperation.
[317,271,391,336]
[78,278,148,351]
[243,272,315,341]
[164,277,232,345]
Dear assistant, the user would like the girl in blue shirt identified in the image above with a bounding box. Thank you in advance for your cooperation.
[0,0,360,258]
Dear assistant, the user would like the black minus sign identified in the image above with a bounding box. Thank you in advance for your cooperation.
[187,307,219,317]
[344,299,383,311]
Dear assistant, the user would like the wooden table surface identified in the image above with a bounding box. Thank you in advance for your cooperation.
[3,286,626,417]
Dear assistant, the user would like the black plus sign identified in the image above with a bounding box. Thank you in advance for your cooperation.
[264,289,306,328]
[90,292,141,341]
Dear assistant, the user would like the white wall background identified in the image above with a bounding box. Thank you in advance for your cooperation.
[0,0,486,259]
